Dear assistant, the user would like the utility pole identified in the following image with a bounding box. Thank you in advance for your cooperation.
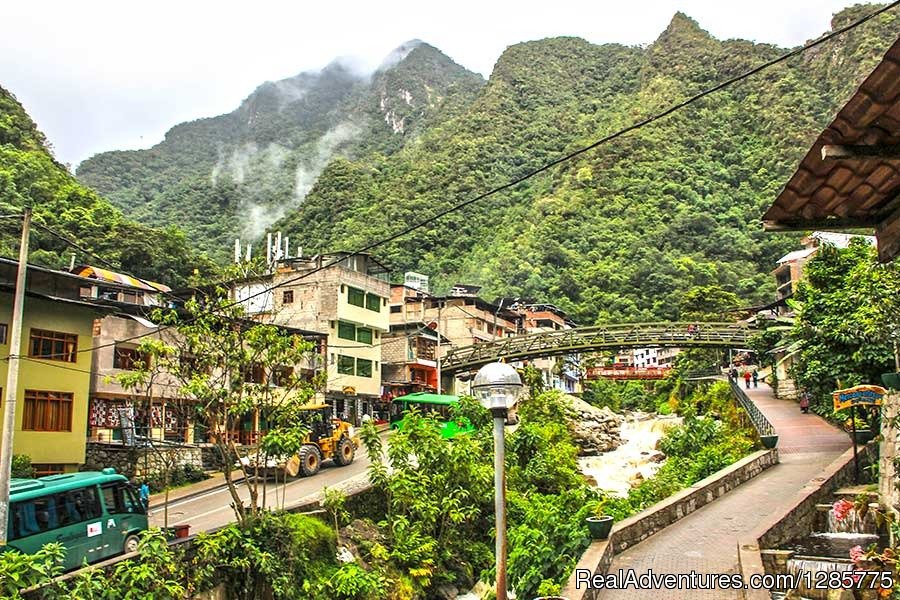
[0,208,32,545]
[436,300,443,394]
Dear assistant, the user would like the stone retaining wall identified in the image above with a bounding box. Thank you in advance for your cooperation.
[83,442,206,479]
[561,448,779,600]
[736,443,877,600]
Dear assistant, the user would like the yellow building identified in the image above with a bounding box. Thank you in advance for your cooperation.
[0,260,111,474]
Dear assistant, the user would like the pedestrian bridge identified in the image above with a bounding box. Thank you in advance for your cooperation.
[440,322,753,374]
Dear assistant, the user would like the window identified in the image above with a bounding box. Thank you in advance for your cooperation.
[23,390,74,431]
[271,366,294,387]
[114,345,149,370]
[243,363,265,384]
[356,328,373,344]
[337,321,356,341]
[122,290,143,304]
[365,293,381,312]
[101,483,143,515]
[348,287,365,307]
[29,329,78,363]
[356,358,372,378]
[337,355,355,375]
[0,323,6,344]
[390,305,401,313]
[31,464,64,477]
[283,290,294,304]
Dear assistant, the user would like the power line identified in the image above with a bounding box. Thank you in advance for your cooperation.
[4,1,897,360]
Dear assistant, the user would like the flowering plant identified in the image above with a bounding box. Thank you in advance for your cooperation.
[833,498,855,521]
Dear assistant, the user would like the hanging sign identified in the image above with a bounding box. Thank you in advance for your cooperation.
[832,385,887,411]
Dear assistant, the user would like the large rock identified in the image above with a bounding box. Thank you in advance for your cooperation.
[563,395,624,455]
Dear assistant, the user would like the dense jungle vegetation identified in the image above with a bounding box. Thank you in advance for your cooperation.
[73,5,898,323]
[0,87,212,286]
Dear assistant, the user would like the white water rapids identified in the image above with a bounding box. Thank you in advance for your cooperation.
[578,413,682,497]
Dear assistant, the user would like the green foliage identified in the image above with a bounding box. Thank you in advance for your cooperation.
[0,86,213,286]
[783,240,900,415]
[10,455,34,479]
[145,463,208,494]
[324,563,387,600]
[582,378,656,412]
[0,543,64,598]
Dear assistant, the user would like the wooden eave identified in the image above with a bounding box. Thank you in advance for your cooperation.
[762,35,900,262]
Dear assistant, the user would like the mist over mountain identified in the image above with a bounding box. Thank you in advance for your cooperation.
[76,41,485,252]
[73,6,898,323]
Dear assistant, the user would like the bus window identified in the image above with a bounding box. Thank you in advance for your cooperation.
[56,487,102,525]
[101,483,144,515]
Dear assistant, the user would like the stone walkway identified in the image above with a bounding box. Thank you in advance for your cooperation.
[601,381,851,599]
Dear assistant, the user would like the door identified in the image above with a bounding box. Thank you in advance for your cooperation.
[53,487,105,570]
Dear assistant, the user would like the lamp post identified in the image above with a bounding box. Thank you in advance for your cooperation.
[472,362,522,600]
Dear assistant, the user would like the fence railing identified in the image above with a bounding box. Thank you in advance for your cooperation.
[729,380,778,449]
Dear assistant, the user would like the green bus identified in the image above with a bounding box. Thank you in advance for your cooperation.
[5,468,148,570]
[390,392,475,439]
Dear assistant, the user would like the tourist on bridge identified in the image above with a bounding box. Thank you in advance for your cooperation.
[752,369,759,388]
[743,370,752,389]
[729,367,738,382]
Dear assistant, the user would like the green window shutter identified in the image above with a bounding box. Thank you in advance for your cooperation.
[348,287,365,307]
[365,293,381,312]
[337,321,356,341]
[356,328,373,344]
[337,355,355,375]
[356,358,372,378]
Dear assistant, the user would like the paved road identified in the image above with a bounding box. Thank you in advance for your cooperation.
[601,382,851,599]
[150,444,376,532]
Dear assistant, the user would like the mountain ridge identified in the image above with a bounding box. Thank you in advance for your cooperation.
[71,5,899,324]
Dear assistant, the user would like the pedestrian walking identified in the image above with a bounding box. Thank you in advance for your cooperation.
[799,391,810,414]
[729,367,738,382]
[752,369,759,388]
[743,370,752,389]
[139,480,150,511]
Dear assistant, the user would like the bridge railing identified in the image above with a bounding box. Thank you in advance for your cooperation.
[441,322,753,374]
[729,380,778,449]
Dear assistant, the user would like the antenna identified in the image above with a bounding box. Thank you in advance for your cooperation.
[284,236,290,260]
[245,244,251,262]
[266,233,272,265]
[234,239,241,264]
[275,231,283,262]
[68,253,76,271]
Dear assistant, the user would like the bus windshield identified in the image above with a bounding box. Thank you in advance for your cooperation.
[6,470,148,571]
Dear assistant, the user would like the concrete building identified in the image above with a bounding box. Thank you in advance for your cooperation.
[514,302,581,393]
[0,259,115,474]
[382,283,442,401]
[234,252,390,424]
[386,282,521,393]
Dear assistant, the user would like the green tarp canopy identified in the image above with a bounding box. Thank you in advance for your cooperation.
[391,392,461,405]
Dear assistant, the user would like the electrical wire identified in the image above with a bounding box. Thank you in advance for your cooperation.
[4,0,897,360]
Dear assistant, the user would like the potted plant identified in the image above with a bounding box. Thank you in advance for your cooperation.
[586,498,614,540]
[843,416,875,444]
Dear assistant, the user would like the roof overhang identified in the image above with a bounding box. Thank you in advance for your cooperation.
[762,36,900,262]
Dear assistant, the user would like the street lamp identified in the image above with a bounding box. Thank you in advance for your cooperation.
[472,362,522,600]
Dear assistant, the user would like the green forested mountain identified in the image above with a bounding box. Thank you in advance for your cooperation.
[0,86,210,285]
[76,6,898,323]
[77,41,485,253]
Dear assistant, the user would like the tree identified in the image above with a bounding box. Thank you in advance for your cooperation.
[123,290,323,525]
[786,240,900,413]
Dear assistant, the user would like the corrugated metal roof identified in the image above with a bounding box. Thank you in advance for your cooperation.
[74,265,172,292]
[776,247,817,264]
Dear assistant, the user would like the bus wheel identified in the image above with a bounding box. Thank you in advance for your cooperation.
[124,535,140,554]
[334,437,355,466]
[299,445,321,477]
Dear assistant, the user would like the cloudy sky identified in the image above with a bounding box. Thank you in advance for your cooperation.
[1,0,859,167]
